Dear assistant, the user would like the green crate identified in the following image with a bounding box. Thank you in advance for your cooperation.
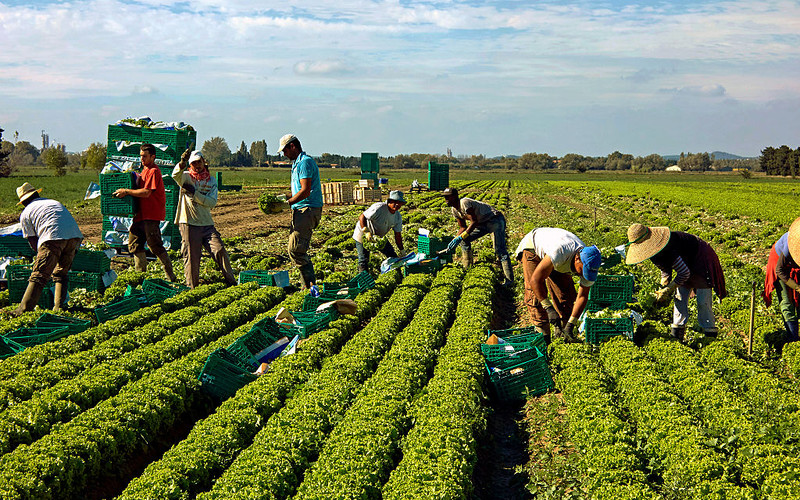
[0,235,35,257]
[588,275,635,310]
[487,327,547,354]
[142,128,196,153]
[403,258,444,276]
[95,295,141,323]
[481,342,543,371]
[71,249,111,273]
[99,172,137,216]
[274,308,338,339]
[584,316,634,345]
[198,348,258,400]
[107,124,143,142]
[67,271,105,293]
[486,347,553,402]
[124,286,150,307]
[360,152,380,173]
[35,313,93,335]
[7,265,54,309]
[238,270,291,287]
[99,171,137,194]
[417,234,454,263]
[0,337,25,360]
[142,278,189,304]
[4,326,71,349]
[226,317,292,369]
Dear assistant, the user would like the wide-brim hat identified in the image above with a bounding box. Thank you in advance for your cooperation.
[625,223,670,264]
[16,182,42,205]
[788,217,800,263]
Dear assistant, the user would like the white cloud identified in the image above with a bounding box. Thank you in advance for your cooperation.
[132,86,158,95]
[293,60,351,76]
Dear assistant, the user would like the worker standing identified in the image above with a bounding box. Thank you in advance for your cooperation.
[763,219,800,343]
[353,191,406,273]
[13,183,83,315]
[625,223,726,341]
[172,150,236,288]
[113,143,177,281]
[441,187,513,285]
[278,134,323,289]
[515,227,602,342]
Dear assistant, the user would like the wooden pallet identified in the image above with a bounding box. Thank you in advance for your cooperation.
[354,187,382,204]
[322,182,355,205]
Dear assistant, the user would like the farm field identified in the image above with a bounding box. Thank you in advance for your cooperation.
[1,170,799,499]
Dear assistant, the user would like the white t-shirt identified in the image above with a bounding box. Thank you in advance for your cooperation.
[20,198,83,246]
[515,227,594,287]
[451,198,500,224]
[352,202,403,243]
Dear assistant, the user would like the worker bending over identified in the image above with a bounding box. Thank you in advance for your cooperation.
[352,190,406,273]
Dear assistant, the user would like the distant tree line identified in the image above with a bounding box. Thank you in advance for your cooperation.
[761,146,800,177]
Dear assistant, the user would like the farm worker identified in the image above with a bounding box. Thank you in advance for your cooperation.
[13,182,83,315]
[441,187,514,286]
[172,150,236,288]
[411,179,422,193]
[763,219,800,342]
[112,143,177,282]
[353,190,407,273]
[515,227,602,342]
[625,223,726,341]
[278,133,323,289]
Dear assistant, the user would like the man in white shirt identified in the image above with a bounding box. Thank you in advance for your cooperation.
[515,227,602,342]
[352,190,406,273]
[14,182,83,314]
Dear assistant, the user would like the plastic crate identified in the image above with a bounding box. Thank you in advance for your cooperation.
[238,270,290,288]
[417,234,454,263]
[481,342,543,371]
[124,286,150,307]
[4,326,71,349]
[584,316,635,345]
[99,172,137,216]
[403,258,444,276]
[142,279,189,304]
[71,249,111,273]
[198,348,258,400]
[35,313,92,336]
[226,317,292,369]
[0,235,35,257]
[67,271,105,293]
[0,337,25,360]
[486,347,554,402]
[95,295,141,323]
[487,327,547,354]
[165,185,180,215]
[273,308,338,338]
[587,275,635,310]
[360,152,380,173]
[7,265,54,309]
[107,124,143,143]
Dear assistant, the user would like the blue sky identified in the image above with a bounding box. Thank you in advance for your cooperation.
[1,0,798,158]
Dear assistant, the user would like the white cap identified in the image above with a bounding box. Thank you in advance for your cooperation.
[278,134,297,153]
[188,150,204,164]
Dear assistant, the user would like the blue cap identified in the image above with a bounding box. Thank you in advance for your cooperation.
[579,245,602,282]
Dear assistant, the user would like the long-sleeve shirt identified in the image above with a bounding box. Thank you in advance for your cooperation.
[651,231,708,289]
[172,164,218,226]
[773,232,798,284]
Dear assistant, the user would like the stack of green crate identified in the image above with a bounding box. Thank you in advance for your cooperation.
[360,152,379,188]
[584,274,636,344]
[428,161,449,191]
[106,124,196,167]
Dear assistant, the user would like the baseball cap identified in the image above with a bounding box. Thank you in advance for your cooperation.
[579,245,602,282]
[278,134,297,153]
[188,150,204,164]
[441,187,458,198]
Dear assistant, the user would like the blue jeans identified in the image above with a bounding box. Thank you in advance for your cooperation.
[461,214,509,261]
[673,287,715,331]
[355,239,397,271]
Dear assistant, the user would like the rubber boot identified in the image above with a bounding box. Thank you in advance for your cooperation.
[703,327,719,338]
[13,281,45,316]
[299,263,316,290]
[787,320,799,343]
[670,326,686,342]
[133,252,149,272]
[53,281,67,312]
[461,247,473,269]
[157,252,178,282]
[501,258,514,287]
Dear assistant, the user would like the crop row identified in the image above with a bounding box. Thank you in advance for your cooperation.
[550,342,655,499]
[293,265,465,498]
[382,263,495,499]
[0,282,225,382]
[0,285,286,500]
[599,337,752,498]
[117,270,401,499]
[0,283,239,413]
[196,272,434,499]
[0,283,268,457]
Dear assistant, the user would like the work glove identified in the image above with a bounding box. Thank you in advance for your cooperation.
[655,281,679,305]
[363,230,373,242]
[181,148,192,163]
[544,304,561,325]
[182,182,196,195]
[562,321,577,343]
[660,275,671,287]
[446,235,463,253]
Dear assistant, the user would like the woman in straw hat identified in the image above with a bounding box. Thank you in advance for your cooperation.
[626,223,726,341]
[763,218,800,343]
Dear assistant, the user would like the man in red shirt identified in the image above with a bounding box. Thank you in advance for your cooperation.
[113,143,177,281]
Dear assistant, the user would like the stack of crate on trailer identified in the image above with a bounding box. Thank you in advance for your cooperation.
[102,122,197,251]
[428,161,449,191]
[322,182,355,205]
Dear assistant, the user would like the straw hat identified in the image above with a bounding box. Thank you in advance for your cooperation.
[625,223,670,264]
[15,182,43,205]
[787,217,800,263]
